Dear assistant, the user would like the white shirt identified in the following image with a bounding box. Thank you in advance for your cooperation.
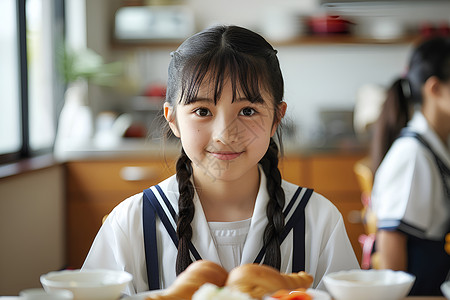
[82,170,359,295]
[372,111,450,240]
[208,218,251,272]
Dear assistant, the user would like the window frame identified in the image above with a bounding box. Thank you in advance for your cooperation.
[0,0,65,165]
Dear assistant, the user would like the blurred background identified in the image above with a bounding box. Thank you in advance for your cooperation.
[1,0,450,295]
[61,0,450,154]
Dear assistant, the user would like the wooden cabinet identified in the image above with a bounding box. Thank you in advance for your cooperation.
[280,153,366,263]
[66,152,365,268]
[65,159,176,268]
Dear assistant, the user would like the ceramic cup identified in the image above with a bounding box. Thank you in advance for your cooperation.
[20,288,73,300]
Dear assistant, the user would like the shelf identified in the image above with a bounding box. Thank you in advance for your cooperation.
[111,38,183,50]
[111,34,421,49]
[271,34,421,46]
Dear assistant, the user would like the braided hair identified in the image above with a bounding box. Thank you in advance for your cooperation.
[166,25,286,274]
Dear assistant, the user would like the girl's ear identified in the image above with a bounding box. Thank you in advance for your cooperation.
[271,101,287,137]
[164,102,180,138]
[423,76,441,99]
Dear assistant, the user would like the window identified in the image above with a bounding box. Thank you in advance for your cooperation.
[0,0,65,164]
[0,0,21,159]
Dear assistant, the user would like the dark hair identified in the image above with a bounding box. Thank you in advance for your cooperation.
[371,36,450,172]
[166,25,286,275]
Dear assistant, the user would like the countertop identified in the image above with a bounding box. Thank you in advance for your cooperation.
[54,137,368,162]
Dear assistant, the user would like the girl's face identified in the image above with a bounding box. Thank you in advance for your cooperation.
[165,78,286,183]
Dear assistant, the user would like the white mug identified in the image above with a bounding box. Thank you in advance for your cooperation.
[20,288,73,300]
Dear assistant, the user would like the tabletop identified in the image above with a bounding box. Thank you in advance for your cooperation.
[404,298,445,300]
[0,296,446,300]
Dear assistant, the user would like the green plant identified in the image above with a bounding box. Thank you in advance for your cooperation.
[58,44,123,87]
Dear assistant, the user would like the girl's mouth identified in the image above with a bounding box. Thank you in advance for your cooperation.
[208,151,243,161]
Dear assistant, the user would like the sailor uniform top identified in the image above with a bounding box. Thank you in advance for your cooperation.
[207,218,251,272]
[372,111,450,295]
[82,167,359,295]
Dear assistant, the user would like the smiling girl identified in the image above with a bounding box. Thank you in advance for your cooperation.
[82,25,359,294]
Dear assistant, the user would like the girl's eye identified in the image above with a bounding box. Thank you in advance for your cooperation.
[193,107,212,117]
[240,107,257,116]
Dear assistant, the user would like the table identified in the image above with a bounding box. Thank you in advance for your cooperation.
[405,298,445,300]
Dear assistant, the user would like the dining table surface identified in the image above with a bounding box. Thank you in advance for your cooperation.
[0,293,447,298]
[403,297,445,300]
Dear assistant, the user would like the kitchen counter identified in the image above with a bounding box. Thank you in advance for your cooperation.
[54,137,368,162]
[54,138,181,161]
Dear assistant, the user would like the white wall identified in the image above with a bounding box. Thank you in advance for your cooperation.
[278,43,412,141]
[0,166,65,295]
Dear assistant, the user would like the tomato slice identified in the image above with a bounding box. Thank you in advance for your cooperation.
[269,289,312,300]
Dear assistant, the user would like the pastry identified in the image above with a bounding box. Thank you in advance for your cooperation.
[225,264,313,299]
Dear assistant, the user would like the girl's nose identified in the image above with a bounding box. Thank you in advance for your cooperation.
[213,115,240,145]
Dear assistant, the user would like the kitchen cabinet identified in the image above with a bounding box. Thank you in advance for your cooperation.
[65,152,365,268]
[280,153,366,263]
[65,159,176,268]
[306,154,366,263]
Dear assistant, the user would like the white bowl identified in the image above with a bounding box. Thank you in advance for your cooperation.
[20,288,73,300]
[323,269,415,300]
[40,269,132,300]
[442,281,450,299]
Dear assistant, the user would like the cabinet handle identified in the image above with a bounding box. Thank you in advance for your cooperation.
[120,166,158,181]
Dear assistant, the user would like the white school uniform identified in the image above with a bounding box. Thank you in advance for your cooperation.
[372,111,450,240]
[371,111,450,295]
[82,167,359,295]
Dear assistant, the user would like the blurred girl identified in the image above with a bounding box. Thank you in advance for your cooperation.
[82,25,359,294]
[371,36,450,295]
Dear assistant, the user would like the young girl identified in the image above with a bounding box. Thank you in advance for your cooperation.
[82,25,359,294]
[371,36,450,295]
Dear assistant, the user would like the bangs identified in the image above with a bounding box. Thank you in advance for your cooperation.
[179,49,270,105]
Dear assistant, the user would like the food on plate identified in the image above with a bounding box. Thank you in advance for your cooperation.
[145,261,314,300]
[225,264,314,300]
[192,283,254,300]
[145,260,228,300]
[269,288,312,300]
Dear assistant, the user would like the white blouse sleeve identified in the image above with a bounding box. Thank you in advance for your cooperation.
[304,193,360,290]
[82,194,147,295]
[315,214,360,290]
[372,139,438,237]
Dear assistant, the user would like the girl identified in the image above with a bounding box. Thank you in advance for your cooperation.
[82,25,359,294]
[371,36,450,295]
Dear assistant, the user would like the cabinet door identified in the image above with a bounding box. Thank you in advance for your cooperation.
[65,160,175,268]
[279,157,309,187]
[308,154,366,263]
[280,154,365,263]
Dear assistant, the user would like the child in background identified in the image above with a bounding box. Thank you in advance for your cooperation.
[371,36,450,295]
[82,25,359,294]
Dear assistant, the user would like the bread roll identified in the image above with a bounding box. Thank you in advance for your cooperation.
[225,264,313,299]
[146,260,228,300]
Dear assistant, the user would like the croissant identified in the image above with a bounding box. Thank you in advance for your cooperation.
[225,263,314,299]
[146,260,228,300]
[146,261,313,300]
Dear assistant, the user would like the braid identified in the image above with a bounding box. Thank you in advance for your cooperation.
[260,138,285,270]
[175,148,196,275]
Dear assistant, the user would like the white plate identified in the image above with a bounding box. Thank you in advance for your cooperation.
[442,281,450,300]
[306,289,331,300]
[125,288,330,300]
[124,290,163,300]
